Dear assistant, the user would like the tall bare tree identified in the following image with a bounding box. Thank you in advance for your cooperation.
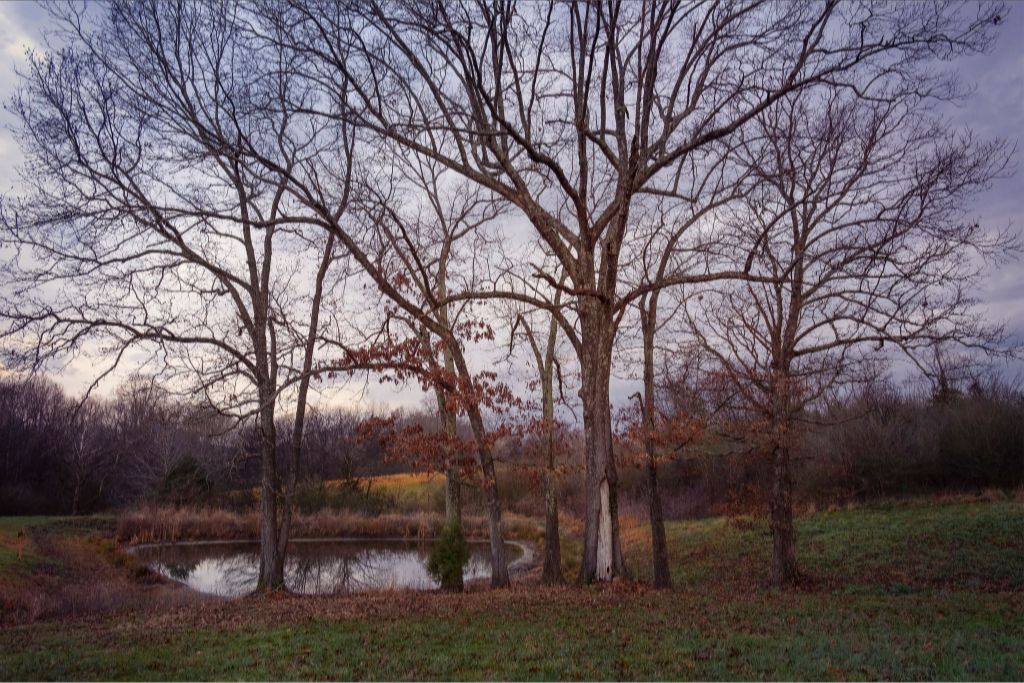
[622,154,748,587]
[684,86,1014,584]
[0,0,354,590]
[511,282,569,585]
[281,144,514,587]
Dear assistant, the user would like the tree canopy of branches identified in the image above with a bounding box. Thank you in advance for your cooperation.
[683,83,1012,584]
[0,0,357,590]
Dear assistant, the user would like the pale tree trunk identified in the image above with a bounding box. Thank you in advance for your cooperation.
[422,316,465,591]
[444,457,462,524]
[430,272,463,533]
[578,305,625,583]
[639,302,671,588]
[441,402,462,527]
[439,348,462,527]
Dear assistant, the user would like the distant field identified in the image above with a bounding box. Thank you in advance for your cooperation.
[234,471,451,515]
[353,472,442,490]
[352,472,446,512]
[249,470,526,517]
[1,493,1022,680]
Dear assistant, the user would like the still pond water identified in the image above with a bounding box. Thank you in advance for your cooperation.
[131,539,525,596]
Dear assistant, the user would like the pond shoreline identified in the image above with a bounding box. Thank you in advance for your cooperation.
[129,537,539,596]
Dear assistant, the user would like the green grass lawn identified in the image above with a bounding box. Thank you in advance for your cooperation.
[1,496,1022,680]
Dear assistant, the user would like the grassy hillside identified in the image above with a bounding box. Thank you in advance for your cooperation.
[620,495,1024,590]
[355,472,446,513]
[1,495,1022,680]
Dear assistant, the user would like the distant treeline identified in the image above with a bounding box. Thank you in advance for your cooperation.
[0,376,409,515]
[630,372,1024,519]
[2,370,1021,518]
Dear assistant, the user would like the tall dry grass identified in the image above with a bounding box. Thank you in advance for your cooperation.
[117,505,542,545]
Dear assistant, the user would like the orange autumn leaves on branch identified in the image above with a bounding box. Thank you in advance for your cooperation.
[616,400,705,471]
[326,314,522,482]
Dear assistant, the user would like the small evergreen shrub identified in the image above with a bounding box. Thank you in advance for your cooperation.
[427,520,470,591]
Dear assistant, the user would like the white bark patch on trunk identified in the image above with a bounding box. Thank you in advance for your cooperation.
[596,478,613,580]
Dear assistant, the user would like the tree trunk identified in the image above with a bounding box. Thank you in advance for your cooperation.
[640,304,671,588]
[769,443,798,586]
[249,218,285,593]
[541,360,563,584]
[467,407,509,588]
[444,459,462,524]
[449,346,509,587]
[253,282,283,591]
[277,234,335,579]
[434,373,464,592]
[578,308,624,583]
[478,446,509,587]
[426,267,468,590]
[256,395,284,591]
[646,459,670,587]
[523,307,564,584]
[439,351,463,529]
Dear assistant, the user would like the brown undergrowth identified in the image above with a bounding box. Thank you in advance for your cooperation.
[116,506,543,545]
[0,525,204,625]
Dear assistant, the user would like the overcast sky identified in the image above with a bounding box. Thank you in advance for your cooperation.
[0,1,1021,409]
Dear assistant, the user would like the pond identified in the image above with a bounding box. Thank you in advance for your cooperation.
[130,538,527,596]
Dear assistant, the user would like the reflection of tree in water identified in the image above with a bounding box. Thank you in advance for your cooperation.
[288,554,347,594]
[162,559,199,583]
[464,553,493,581]
[136,543,260,597]
[288,554,355,594]
[216,553,260,595]
[287,543,425,594]
[136,540,518,596]
[349,548,431,591]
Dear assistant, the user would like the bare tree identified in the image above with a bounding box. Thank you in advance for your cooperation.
[0,1,354,591]
[684,86,1014,584]
[511,284,569,585]
[347,154,513,588]
[276,0,1004,582]
[622,155,748,587]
